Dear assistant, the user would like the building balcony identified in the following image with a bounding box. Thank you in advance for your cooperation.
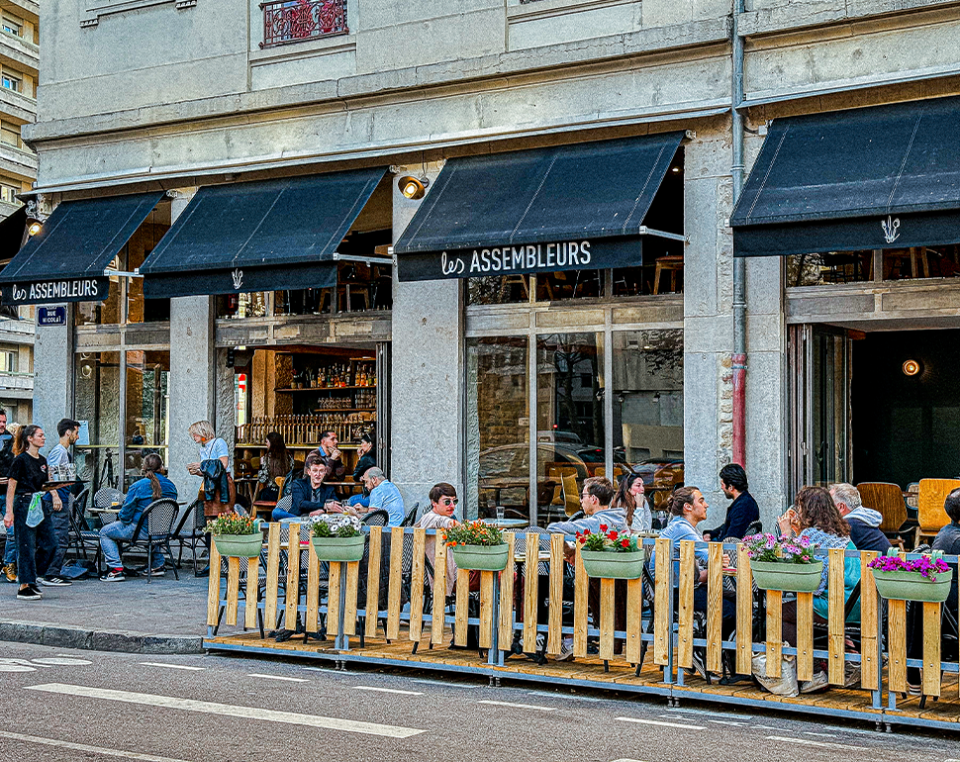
[0,1,39,24]
[0,140,36,181]
[0,317,35,343]
[0,29,38,73]
[0,370,33,394]
[0,84,35,123]
[260,0,348,49]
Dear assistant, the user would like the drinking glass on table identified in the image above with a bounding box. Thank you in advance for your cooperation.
[496,505,505,523]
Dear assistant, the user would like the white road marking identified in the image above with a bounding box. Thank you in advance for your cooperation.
[140,663,205,672]
[303,666,342,674]
[248,673,308,683]
[766,736,867,751]
[611,759,648,762]
[617,717,705,730]
[478,700,557,712]
[26,683,424,738]
[0,665,35,672]
[0,730,190,762]
[411,678,474,688]
[708,719,742,726]
[30,657,92,666]
[353,686,423,696]
[527,690,601,702]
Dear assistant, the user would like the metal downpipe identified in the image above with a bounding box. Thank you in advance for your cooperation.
[732,0,747,466]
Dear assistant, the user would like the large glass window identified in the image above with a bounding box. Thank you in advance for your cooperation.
[788,245,960,288]
[124,350,170,489]
[612,329,684,516]
[74,352,122,491]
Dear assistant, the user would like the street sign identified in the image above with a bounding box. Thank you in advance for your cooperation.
[37,306,67,326]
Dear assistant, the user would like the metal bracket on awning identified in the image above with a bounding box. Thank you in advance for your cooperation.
[638,226,687,243]
[111,269,144,278]
[332,253,393,266]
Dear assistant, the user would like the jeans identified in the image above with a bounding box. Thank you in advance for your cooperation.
[99,521,165,570]
[47,501,71,575]
[3,522,15,564]
[13,494,56,586]
[348,494,370,508]
[271,508,297,522]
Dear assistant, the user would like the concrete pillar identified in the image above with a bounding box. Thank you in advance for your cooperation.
[683,129,735,515]
[389,163,465,512]
[33,304,73,451]
[166,190,219,500]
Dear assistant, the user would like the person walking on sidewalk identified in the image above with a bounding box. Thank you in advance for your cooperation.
[0,409,17,583]
[99,453,178,582]
[41,418,80,586]
[3,425,62,601]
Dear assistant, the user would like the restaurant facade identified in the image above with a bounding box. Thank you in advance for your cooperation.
[9,1,960,527]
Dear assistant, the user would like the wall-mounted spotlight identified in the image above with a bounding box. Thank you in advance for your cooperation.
[27,221,42,236]
[902,359,921,377]
[398,175,429,200]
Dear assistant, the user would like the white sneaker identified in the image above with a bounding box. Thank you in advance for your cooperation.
[556,637,575,662]
[844,661,861,688]
[38,576,72,587]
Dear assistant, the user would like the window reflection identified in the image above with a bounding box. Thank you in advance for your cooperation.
[124,350,170,490]
[74,352,121,491]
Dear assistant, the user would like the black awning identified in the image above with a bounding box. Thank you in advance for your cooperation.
[394,133,684,281]
[731,95,960,257]
[0,192,164,305]
[140,169,385,298]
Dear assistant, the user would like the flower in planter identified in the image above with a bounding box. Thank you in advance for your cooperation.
[444,520,504,547]
[742,533,817,563]
[312,520,362,539]
[868,554,951,581]
[205,514,258,536]
[576,526,639,553]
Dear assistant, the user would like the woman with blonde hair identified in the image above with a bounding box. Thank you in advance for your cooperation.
[186,420,233,576]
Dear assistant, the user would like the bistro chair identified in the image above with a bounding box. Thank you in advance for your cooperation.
[400,503,420,527]
[114,498,181,583]
[172,498,207,573]
[94,486,125,511]
[362,509,389,527]
[274,495,293,516]
[68,488,103,572]
[916,478,960,546]
[856,482,910,544]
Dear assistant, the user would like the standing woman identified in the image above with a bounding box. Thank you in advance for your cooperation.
[256,431,293,502]
[2,425,58,601]
[612,473,652,533]
[186,420,233,577]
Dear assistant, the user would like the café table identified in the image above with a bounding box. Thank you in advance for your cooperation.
[480,518,529,530]
[234,476,260,504]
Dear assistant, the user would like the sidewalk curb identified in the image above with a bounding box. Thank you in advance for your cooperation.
[0,620,204,654]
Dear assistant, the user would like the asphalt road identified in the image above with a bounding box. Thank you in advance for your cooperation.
[1,642,957,762]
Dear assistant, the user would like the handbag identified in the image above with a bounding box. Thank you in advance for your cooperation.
[25,492,45,528]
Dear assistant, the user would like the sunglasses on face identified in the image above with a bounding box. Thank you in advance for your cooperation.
[441,498,459,506]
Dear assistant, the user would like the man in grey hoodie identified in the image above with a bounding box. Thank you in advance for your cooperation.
[545,477,626,536]
[829,483,891,553]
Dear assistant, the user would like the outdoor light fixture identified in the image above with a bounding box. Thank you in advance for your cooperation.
[902,359,921,377]
[398,175,429,200]
[27,221,42,236]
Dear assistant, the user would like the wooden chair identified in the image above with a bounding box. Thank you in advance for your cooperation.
[856,482,908,537]
[653,255,684,294]
[916,478,960,545]
[499,274,528,302]
[560,473,580,517]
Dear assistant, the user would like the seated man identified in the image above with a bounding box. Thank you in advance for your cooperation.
[363,467,405,526]
[545,477,625,536]
[829,482,890,553]
[272,461,338,521]
[306,430,346,482]
[99,453,178,582]
[702,463,759,541]
[415,483,460,597]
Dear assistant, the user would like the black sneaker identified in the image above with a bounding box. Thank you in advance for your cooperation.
[148,567,166,577]
[100,569,126,582]
[38,576,73,587]
[17,586,42,601]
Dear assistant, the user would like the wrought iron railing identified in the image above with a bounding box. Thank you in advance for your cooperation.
[260,0,348,49]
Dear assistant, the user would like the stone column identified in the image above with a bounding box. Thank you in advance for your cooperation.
[166,189,219,500]
[389,164,465,513]
[683,129,735,513]
[33,304,73,451]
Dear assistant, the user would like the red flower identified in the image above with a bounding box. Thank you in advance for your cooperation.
[621,538,630,548]
[599,524,608,532]
[607,531,618,541]
[578,536,586,544]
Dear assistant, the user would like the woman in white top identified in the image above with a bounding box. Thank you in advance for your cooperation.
[186,420,229,476]
[612,472,652,533]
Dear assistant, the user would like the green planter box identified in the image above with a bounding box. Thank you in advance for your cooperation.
[311,535,366,563]
[213,533,264,559]
[581,549,645,580]
[872,568,953,603]
[750,559,824,593]
[450,543,509,572]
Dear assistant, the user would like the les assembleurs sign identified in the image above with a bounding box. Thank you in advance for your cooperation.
[1,276,110,306]
[397,237,642,282]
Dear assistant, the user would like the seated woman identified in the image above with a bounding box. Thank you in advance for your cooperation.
[99,453,178,582]
[257,431,293,502]
[347,433,376,509]
[777,485,861,689]
[612,473,652,533]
